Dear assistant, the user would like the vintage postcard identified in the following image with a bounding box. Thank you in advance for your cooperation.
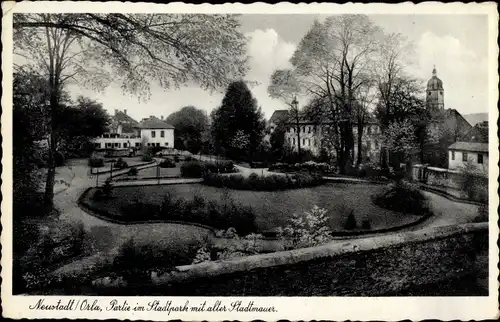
[1,1,499,320]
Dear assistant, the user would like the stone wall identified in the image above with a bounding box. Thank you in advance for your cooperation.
[135,223,487,296]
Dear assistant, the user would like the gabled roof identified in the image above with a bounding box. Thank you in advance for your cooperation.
[462,121,488,143]
[448,141,488,153]
[269,110,290,124]
[113,110,138,125]
[137,116,175,129]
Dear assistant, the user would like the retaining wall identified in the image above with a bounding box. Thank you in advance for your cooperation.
[142,223,488,296]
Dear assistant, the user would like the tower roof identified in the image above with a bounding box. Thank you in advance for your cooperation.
[427,66,443,90]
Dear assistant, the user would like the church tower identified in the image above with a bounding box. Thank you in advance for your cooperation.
[426,66,444,110]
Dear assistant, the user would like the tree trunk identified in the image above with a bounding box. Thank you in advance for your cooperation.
[356,124,363,166]
[296,120,301,161]
[43,86,58,205]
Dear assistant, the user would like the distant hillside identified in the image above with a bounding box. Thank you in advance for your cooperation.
[463,113,488,126]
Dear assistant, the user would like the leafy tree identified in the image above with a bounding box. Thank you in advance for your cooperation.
[269,121,289,162]
[384,120,419,170]
[55,96,110,157]
[14,13,248,204]
[13,71,49,216]
[166,105,209,154]
[211,81,266,161]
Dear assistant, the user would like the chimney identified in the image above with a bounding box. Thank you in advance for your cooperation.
[114,109,118,115]
[124,109,127,115]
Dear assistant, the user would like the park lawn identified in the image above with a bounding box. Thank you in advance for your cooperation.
[133,164,181,178]
[91,183,422,233]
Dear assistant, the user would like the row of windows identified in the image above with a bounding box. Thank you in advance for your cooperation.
[288,138,316,146]
[151,130,166,138]
[287,125,381,135]
[451,151,484,164]
[94,142,169,149]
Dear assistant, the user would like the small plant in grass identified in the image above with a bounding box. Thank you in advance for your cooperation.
[128,167,138,176]
[277,205,332,250]
[344,211,357,230]
[102,179,113,199]
[174,155,180,163]
[141,153,153,162]
[361,219,371,230]
[113,157,128,169]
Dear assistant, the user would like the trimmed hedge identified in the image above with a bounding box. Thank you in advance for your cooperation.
[181,160,236,178]
[372,181,431,216]
[159,159,176,168]
[203,172,324,191]
[269,161,334,174]
[119,193,256,235]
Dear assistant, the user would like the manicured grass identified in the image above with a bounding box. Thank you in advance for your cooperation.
[85,183,422,233]
[125,165,181,179]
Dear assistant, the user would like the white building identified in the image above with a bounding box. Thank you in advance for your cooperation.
[137,116,175,148]
[448,141,488,175]
[93,110,174,154]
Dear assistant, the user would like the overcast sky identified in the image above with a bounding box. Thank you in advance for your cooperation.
[68,14,490,121]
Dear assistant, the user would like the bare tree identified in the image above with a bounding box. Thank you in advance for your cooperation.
[14,13,248,204]
[268,15,381,173]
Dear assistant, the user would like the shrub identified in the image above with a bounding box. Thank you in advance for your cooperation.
[181,161,205,178]
[159,158,176,168]
[203,172,324,191]
[113,158,128,169]
[269,161,334,174]
[88,155,104,168]
[174,155,180,163]
[277,206,332,250]
[102,179,113,199]
[372,180,431,215]
[55,151,65,166]
[344,211,357,230]
[19,220,93,291]
[141,153,153,162]
[112,239,196,285]
[128,167,138,176]
[361,219,371,230]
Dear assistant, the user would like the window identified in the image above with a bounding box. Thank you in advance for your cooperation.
[293,138,296,145]
[307,139,310,146]
[151,130,156,138]
[123,143,128,148]
[147,143,151,147]
[451,151,455,160]
[94,143,101,149]
[165,142,169,146]
[462,152,468,162]
[303,138,306,145]
[161,130,165,138]
[428,91,431,96]
[135,143,141,147]
[156,143,160,147]
[478,153,483,164]
[308,126,311,133]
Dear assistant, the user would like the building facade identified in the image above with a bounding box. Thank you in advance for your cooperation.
[448,141,488,175]
[93,110,175,152]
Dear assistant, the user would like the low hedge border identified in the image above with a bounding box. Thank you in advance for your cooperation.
[90,161,156,175]
[77,187,216,233]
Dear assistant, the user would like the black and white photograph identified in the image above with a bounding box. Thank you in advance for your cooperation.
[2,1,498,320]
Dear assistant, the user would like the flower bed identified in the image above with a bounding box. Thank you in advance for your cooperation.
[203,172,324,191]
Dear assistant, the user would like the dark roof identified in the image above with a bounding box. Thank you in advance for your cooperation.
[462,121,488,143]
[111,110,139,133]
[269,110,290,124]
[137,117,175,129]
[448,141,488,153]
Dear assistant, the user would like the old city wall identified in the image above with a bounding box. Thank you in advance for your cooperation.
[146,223,487,296]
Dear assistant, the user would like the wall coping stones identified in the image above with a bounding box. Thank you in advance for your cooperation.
[154,222,487,285]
